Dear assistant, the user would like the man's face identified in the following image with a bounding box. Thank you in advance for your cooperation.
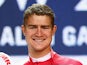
[22,14,57,52]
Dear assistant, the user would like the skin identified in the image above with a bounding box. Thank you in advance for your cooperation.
[22,14,57,58]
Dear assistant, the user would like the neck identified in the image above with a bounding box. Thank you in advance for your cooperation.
[29,47,51,58]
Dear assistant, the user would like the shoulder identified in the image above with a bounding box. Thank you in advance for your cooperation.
[52,52,82,65]
[23,61,30,65]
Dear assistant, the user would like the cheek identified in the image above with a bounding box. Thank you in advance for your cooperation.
[24,31,31,40]
[44,31,53,37]
[25,30,32,36]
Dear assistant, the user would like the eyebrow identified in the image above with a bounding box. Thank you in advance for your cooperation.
[26,24,52,28]
[27,24,51,26]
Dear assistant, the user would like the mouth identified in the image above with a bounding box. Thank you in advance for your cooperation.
[33,38,45,42]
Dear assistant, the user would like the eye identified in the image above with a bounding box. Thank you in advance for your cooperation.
[27,25,37,29]
[41,26,51,29]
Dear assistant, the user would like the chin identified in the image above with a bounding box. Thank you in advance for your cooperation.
[34,47,46,52]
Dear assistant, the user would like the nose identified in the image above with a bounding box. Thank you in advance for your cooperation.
[35,27,42,36]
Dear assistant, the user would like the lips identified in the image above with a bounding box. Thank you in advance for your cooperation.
[33,38,45,42]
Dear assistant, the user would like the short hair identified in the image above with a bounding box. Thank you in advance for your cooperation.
[23,4,55,27]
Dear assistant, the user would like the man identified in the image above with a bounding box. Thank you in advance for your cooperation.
[21,4,82,65]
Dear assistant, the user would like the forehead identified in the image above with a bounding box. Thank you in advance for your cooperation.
[26,14,52,25]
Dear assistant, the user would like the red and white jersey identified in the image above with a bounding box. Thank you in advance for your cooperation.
[24,50,82,65]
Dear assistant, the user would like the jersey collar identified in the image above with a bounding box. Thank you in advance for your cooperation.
[29,52,51,62]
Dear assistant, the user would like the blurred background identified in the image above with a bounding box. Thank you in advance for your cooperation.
[0,0,87,65]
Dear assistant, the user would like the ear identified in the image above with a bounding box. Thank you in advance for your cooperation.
[52,25,57,35]
[21,25,26,36]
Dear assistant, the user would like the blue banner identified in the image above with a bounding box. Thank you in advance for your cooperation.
[0,0,87,55]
